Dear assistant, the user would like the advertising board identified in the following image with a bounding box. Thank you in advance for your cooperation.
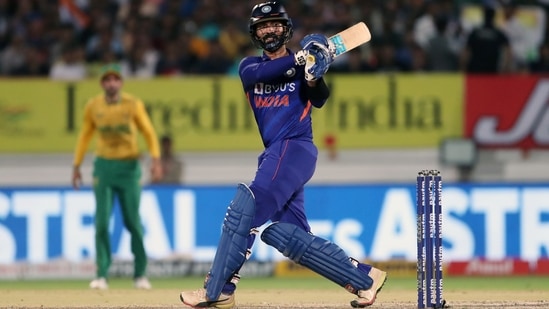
[1,183,547,265]
[0,75,463,152]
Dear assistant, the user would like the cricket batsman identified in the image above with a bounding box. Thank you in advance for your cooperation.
[180,2,387,308]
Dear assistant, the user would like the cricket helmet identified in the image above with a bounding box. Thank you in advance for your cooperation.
[248,1,293,52]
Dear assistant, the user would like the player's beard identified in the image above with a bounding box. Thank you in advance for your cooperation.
[262,33,283,52]
[104,87,120,103]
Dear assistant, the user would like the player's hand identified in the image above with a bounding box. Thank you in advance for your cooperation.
[72,166,82,190]
[300,34,334,81]
[304,43,333,81]
[150,158,163,182]
[294,50,308,65]
[300,33,335,57]
[300,34,329,51]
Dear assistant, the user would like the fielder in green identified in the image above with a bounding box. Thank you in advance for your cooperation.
[71,64,162,290]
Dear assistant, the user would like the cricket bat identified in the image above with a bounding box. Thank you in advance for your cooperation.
[329,22,372,58]
[305,22,371,80]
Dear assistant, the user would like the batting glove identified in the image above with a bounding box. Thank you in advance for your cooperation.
[300,34,329,50]
[304,43,333,81]
[294,50,308,66]
[301,33,335,58]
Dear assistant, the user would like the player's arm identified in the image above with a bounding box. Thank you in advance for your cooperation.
[238,51,308,89]
[134,100,162,181]
[300,34,332,108]
[306,77,329,108]
[134,100,160,158]
[72,103,95,189]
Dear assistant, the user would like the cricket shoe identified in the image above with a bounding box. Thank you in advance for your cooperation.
[350,267,387,308]
[89,277,108,290]
[134,277,152,290]
[180,288,235,308]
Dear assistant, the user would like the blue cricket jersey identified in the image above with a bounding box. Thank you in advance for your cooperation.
[238,50,329,148]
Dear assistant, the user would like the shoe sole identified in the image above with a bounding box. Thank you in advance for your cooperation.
[180,293,199,308]
[350,272,388,308]
[89,281,108,290]
[179,292,235,309]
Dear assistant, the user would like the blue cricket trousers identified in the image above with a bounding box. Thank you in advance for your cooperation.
[249,139,317,234]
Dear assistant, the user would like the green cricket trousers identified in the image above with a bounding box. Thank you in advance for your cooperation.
[92,157,146,279]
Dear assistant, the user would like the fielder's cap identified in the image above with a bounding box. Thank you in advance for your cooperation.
[100,63,122,80]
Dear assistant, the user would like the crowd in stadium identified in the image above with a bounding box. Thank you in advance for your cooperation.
[0,0,548,79]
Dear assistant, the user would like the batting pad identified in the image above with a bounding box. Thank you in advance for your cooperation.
[206,183,255,300]
[261,222,373,294]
